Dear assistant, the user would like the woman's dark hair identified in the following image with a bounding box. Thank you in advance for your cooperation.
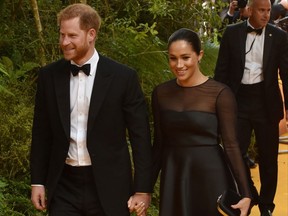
[168,28,201,55]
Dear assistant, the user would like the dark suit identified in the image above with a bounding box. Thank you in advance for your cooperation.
[30,55,152,215]
[214,21,288,212]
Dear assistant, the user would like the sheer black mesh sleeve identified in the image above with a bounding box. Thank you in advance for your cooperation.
[216,87,251,198]
[151,88,163,187]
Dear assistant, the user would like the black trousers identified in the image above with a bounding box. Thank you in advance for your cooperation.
[236,83,279,213]
[49,165,107,216]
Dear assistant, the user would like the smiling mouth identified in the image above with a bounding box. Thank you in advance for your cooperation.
[63,46,74,50]
[176,72,186,76]
[62,48,75,54]
[176,69,186,73]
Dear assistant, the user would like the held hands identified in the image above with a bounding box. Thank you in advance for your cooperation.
[231,197,251,216]
[31,185,46,211]
[127,193,151,216]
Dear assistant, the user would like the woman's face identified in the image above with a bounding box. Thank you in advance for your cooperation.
[168,40,202,85]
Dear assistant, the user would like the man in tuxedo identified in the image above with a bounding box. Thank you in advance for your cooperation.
[30,3,152,216]
[214,0,288,215]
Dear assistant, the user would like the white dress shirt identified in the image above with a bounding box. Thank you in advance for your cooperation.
[242,21,265,84]
[66,49,99,166]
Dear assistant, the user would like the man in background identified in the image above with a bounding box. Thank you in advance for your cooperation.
[214,0,288,215]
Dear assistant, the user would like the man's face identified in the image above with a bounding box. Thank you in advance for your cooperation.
[249,0,271,28]
[59,17,94,65]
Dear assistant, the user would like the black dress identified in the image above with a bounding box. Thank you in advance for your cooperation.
[152,78,250,216]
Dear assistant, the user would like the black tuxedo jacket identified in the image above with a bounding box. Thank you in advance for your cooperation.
[214,21,288,123]
[30,54,152,215]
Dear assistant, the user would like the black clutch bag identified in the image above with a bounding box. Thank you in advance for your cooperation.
[217,189,241,216]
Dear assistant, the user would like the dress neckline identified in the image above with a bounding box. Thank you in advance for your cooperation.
[175,77,210,88]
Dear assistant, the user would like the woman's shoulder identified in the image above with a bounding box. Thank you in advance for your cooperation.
[154,79,176,90]
[207,78,231,91]
[203,79,235,99]
[207,79,236,103]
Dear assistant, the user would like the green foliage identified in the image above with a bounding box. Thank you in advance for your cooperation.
[0,75,38,215]
[0,56,39,81]
[0,62,9,77]
[0,0,224,215]
[0,79,35,179]
[0,177,46,216]
[0,179,6,208]
[98,21,172,107]
[201,42,220,77]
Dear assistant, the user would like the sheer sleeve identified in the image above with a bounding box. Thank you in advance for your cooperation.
[151,87,163,187]
[216,87,252,198]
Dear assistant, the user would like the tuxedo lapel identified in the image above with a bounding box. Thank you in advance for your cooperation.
[51,57,114,138]
[54,60,71,139]
[87,55,114,134]
[262,24,273,74]
[240,21,248,68]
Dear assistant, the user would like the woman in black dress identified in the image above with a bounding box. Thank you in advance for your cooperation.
[152,28,251,216]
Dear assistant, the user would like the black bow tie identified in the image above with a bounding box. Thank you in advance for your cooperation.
[70,64,90,76]
[247,26,263,35]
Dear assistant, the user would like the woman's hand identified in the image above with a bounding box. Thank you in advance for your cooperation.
[231,197,251,216]
[127,193,151,216]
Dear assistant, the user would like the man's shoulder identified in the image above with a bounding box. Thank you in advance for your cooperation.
[226,20,246,30]
[266,23,287,35]
[38,59,69,77]
[222,21,246,38]
[153,79,177,94]
[41,58,69,71]
[98,54,136,74]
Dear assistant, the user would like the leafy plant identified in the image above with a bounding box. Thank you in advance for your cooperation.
[0,0,225,215]
[0,177,47,216]
[0,78,35,179]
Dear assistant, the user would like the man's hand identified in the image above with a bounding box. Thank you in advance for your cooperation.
[31,185,46,210]
[228,0,238,16]
[127,193,151,216]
